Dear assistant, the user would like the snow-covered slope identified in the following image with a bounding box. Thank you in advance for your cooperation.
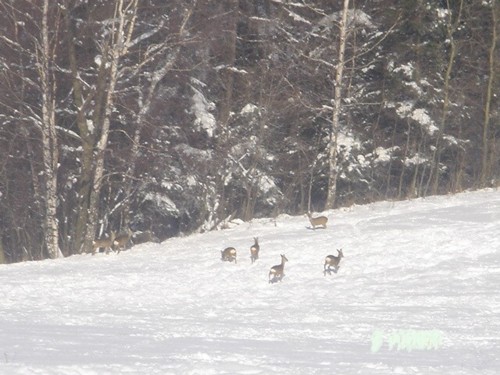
[1,189,499,375]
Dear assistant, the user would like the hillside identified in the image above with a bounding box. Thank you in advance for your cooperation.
[2,1,499,262]
[0,189,499,374]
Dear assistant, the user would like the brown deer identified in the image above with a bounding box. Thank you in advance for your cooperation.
[221,247,237,263]
[269,254,288,283]
[250,237,260,263]
[114,227,133,254]
[324,249,344,275]
[307,212,328,229]
[92,231,116,255]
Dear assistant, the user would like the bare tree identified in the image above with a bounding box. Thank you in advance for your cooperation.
[39,0,63,258]
[325,0,349,209]
[427,0,463,195]
[0,0,63,258]
[81,0,140,252]
[481,0,498,186]
[63,0,150,252]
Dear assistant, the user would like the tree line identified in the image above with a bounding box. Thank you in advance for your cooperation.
[0,0,498,263]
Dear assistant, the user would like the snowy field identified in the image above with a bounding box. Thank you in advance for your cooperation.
[1,189,499,375]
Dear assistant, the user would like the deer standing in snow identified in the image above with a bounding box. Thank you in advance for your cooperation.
[307,212,328,229]
[269,254,288,283]
[324,249,344,275]
[221,247,237,263]
[114,227,133,253]
[250,237,260,263]
[92,231,116,255]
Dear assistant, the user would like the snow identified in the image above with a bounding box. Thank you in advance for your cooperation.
[174,143,212,159]
[392,62,414,79]
[393,102,440,136]
[86,118,94,134]
[1,189,500,374]
[411,108,439,136]
[214,65,248,75]
[374,146,398,164]
[190,86,216,137]
[336,131,362,154]
[317,9,375,30]
[394,100,414,117]
[437,8,449,19]
[141,191,178,214]
[284,9,311,25]
[240,103,259,116]
[405,153,428,167]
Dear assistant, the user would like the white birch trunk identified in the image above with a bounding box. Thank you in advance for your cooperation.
[481,1,497,186]
[40,0,62,258]
[325,0,349,209]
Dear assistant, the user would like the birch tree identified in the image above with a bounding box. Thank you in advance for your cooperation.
[325,0,349,209]
[0,0,63,258]
[81,0,139,252]
[481,0,498,186]
[62,0,199,252]
[60,0,141,253]
[38,0,63,258]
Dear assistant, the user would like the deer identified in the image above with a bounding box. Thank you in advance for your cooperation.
[269,254,288,283]
[114,227,133,254]
[250,237,260,263]
[324,249,344,275]
[307,212,328,229]
[92,231,116,255]
[221,247,237,263]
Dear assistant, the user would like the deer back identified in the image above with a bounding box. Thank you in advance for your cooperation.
[114,228,133,250]
[271,254,288,273]
[250,237,259,253]
[221,247,237,262]
[325,249,343,267]
[308,213,328,227]
[93,231,115,248]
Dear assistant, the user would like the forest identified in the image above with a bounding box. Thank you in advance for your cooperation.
[0,0,498,263]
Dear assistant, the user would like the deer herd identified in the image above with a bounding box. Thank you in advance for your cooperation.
[220,212,344,283]
[92,227,134,255]
[92,212,342,283]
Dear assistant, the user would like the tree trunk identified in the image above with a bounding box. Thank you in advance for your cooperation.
[325,0,349,209]
[0,239,5,264]
[63,2,97,254]
[480,1,497,186]
[218,0,239,143]
[428,0,463,195]
[84,0,139,253]
[39,0,62,259]
[213,1,239,222]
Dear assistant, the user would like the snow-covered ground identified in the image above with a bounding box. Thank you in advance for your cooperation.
[1,189,499,375]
